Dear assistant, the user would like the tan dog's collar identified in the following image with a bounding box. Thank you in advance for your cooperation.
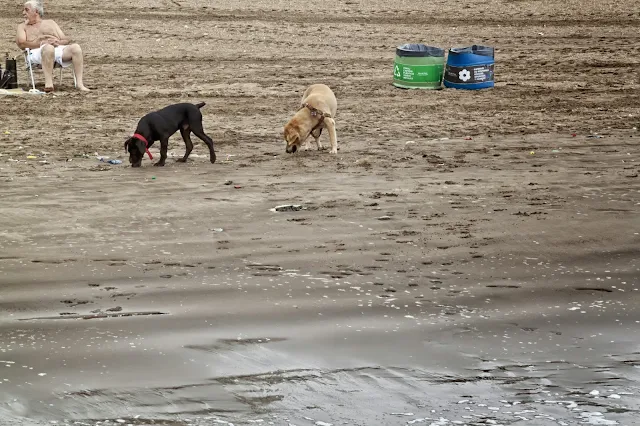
[299,103,332,119]
[299,103,331,134]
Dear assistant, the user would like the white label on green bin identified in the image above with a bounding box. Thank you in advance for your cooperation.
[394,64,442,83]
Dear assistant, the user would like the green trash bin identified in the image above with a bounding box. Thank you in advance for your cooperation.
[393,44,445,90]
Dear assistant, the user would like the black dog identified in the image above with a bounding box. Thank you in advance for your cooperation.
[124,102,216,167]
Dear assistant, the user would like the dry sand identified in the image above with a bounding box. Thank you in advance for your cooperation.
[1,0,639,425]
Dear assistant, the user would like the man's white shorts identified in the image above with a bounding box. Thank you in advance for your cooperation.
[27,46,72,68]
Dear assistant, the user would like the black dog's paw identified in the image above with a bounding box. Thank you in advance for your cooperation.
[176,158,187,163]
[153,162,165,167]
[210,155,216,164]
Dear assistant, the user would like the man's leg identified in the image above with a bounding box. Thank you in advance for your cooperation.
[61,44,89,91]
[40,44,56,90]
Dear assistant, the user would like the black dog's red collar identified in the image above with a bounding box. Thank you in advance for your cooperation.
[132,133,153,160]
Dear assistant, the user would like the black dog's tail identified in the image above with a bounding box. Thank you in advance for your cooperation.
[195,102,206,109]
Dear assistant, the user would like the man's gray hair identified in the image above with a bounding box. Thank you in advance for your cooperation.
[24,0,44,17]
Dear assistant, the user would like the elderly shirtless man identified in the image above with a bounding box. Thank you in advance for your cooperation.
[16,0,89,92]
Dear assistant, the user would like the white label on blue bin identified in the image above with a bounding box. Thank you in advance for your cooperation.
[445,64,494,84]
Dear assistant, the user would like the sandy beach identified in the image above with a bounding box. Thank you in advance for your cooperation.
[1,0,639,425]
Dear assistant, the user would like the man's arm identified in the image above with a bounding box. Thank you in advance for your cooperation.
[51,20,72,45]
[15,23,40,49]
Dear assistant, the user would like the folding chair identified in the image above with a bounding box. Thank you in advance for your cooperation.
[24,48,76,91]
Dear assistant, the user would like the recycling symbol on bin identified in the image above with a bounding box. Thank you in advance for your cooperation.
[458,69,471,82]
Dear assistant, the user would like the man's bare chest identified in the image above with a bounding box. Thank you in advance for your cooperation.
[25,22,56,40]
[24,24,41,41]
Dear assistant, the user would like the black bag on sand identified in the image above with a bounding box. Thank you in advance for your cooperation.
[1,54,18,89]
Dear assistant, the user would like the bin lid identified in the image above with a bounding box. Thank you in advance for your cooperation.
[449,45,494,58]
[396,44,445,58]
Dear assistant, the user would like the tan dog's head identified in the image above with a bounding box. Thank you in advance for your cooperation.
[284,121,302,154]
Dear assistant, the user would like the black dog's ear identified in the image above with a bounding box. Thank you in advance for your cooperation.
[134,139,146,155]
[124,137,132,152]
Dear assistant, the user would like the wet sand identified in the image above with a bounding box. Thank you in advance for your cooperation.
[1,0,640,425]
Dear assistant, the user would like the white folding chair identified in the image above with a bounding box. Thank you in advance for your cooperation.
[24,48,76,91]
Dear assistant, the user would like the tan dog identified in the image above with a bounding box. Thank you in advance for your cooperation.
[284,84,338,154]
